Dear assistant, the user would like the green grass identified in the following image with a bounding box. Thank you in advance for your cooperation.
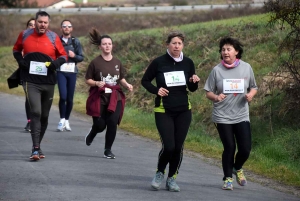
[1,13,300,189]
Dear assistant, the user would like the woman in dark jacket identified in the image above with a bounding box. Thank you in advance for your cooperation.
[141,30,200,192]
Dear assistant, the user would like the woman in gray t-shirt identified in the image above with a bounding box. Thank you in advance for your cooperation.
[204,37,258,191]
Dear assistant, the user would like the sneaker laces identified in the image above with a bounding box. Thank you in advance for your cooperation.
[167,176,177,187]
[155,172,164,182]
[225,177,233,184]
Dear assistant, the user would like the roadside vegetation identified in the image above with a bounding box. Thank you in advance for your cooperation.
[0,6,264,46]
[1,0,256,8]
[0,11,299,195]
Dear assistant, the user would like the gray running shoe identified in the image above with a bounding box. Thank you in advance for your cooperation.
[151,171,164,190]
[166,176,180,192]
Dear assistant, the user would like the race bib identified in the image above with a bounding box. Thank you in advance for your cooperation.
[29,61,48,76]
[164,71,186,87]
[223,79,244,93]
[60,63,75,72]
[105,87,112,93]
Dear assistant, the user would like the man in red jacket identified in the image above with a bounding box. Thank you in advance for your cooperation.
[12,11,67,161]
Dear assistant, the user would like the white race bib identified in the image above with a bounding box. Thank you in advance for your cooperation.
[60,63,75,72]
[105,87,112,93]
[29,61,48,76]
[164,71,186,87]
[223,79,244,93]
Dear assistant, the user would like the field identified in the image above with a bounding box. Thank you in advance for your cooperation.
[0,6,264,46]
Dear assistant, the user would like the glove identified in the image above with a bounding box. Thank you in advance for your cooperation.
[17,59,29,70]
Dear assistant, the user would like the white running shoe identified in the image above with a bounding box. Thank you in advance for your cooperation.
[65,120,71,131]
[57,118,65,131]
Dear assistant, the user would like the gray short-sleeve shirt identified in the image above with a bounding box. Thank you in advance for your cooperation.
[204,60,258,124]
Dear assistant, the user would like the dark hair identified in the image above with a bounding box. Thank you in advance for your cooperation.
[35,11,50,20]
[219,37,243,59]
[26,18,35,28]
[61,19,72,27]
[89,27,113,46]
[166,30,185,44]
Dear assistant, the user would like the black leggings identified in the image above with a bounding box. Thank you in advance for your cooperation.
[92,101,121,150]
[25,82,55,149]
[216,121,252,180]
[155,110,191,177]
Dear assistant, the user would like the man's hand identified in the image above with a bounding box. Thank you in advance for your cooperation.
[18,60,29,70]
[45,59,63,71]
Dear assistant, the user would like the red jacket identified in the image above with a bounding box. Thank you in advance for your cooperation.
[13,28,67,61]
[86,85,125,125]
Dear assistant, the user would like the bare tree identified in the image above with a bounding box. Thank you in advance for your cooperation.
[265,0,300,84]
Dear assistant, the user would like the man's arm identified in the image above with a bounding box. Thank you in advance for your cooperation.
[12,31,29,69]
[73,38,84,63]
[46,35,68,71]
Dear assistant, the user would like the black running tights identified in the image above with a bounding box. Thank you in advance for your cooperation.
[216,121,252,180]
[155,110,191,177]
[25,82,55,149]
[92,101,121,150]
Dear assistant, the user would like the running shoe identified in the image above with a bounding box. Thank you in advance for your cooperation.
[39,149,45,159]
[233,168,247,186]
[65,120,71,131]
[29,150,40,161]
[57,119,65,131]
[166,176,180,192]
[104,149,116,159]
[222,177,233,190]
[24,122,31,132]
[151,171,164,190]
[85,128,97,146]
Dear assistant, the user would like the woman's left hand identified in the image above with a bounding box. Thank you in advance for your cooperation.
[189,74,200,83]
[126,84,133,92]
[245,93,253,102]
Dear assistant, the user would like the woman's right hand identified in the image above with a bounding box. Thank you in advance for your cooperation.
[95,81,105,88]
[215,93,227,102]
[158,87,169,97]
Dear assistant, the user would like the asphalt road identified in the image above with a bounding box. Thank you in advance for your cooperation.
[0,92,299,201]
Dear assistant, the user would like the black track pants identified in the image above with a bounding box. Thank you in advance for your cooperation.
[155,110,191,177]
[216,121,252,180]
[25,82,54,149]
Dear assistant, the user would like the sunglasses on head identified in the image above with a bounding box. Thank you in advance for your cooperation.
[62,25,72,28]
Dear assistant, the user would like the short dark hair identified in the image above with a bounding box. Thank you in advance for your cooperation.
[166,30,185,44]
[35,11,50,20]
[26,17,35,28]
[219,37,243,59]
[61,19,72,27]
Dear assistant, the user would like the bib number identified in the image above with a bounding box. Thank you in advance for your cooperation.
[223,79,244,93]
[60,63,75,72]
[164,71,186,87]
[29,61,48,76]
[105,87,112,93]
